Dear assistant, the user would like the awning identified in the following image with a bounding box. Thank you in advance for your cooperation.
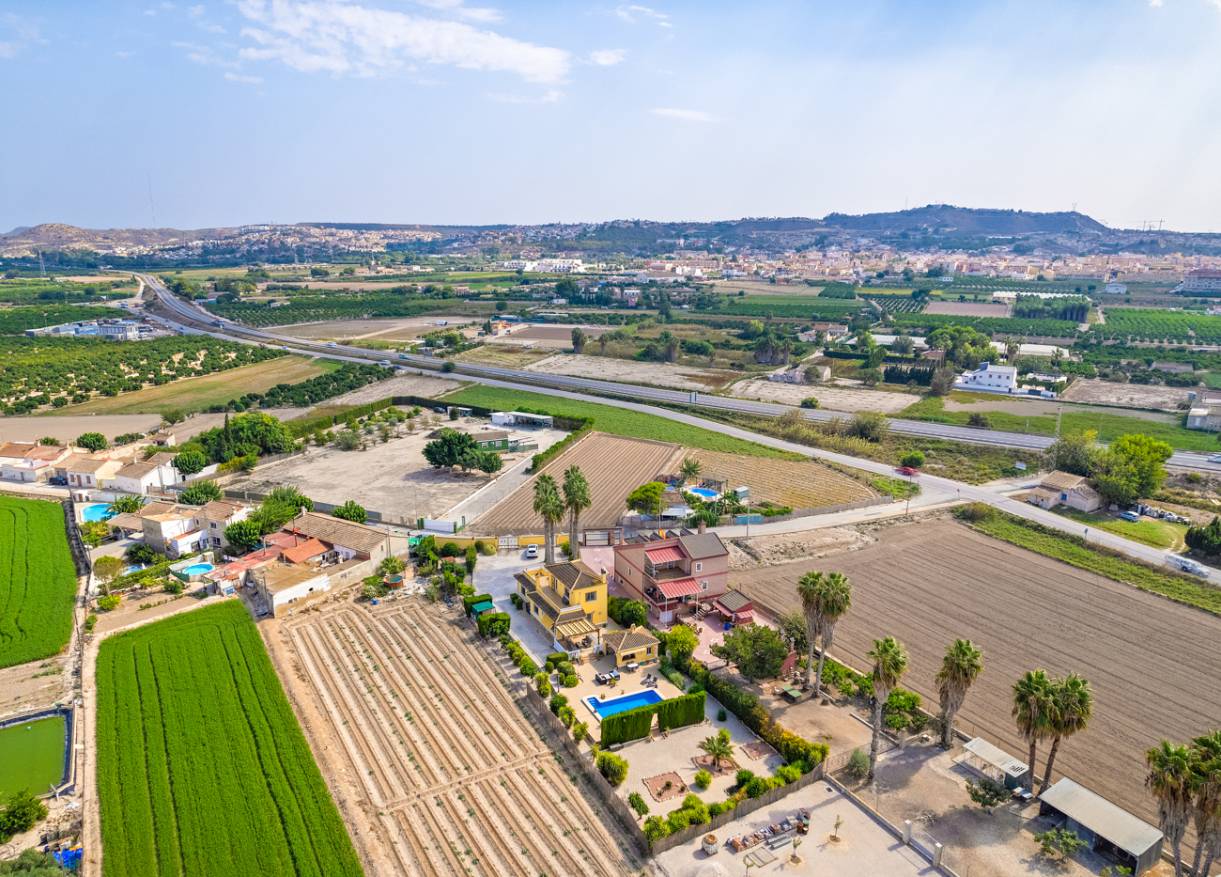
[470,600,495,615]
[554,618,597,640]
[656,577,700,599]
[646,546,685,564]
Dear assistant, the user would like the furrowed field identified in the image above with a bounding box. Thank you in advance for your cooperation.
[96,601,361,877]
[0,495,78,669]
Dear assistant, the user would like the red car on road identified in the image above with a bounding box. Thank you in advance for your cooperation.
[896,466,920,476]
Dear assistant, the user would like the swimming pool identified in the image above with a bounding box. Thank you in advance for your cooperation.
[584,689,664,721]
[81,503,115,523]
[181,562,214,577]
[687,487,719,500]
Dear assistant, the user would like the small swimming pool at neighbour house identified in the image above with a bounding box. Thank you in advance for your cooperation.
[181,562,214,577]
[687,487,719,500]
[81,503,114,523]
[584,689,664,721]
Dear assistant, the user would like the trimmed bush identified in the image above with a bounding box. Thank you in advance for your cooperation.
[561,673,579,688]
[642,816,669,842]
[656,691,705,732]
[572,721,588,743]
[628,792,649,817]
[462,592,493,617]
[545,652,567,671]
[557,705,575,728]
[694,770,712,790]
[596,751,629,787]
[600,702,656,747]
[535,673,552,697]
[549,693,568,715]
[476,611,509,638]
[847,748,870,779]
[518,656,537,677]
[716,708,727,722]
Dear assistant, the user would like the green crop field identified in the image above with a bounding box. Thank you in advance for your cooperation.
[890,312,1079,337]
[0,715,67,798]
[209,293,493,327]
[0,495,79,669]
[0,304,119,335]
[443,385,802,459]
[1096,308,1221,344]
[96,601,361,877]
[714,295,866,320]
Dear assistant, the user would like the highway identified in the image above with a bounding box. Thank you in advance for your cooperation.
[138,273,1221,473]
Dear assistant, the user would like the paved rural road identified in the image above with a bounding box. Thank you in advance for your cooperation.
[141,274,1218,575]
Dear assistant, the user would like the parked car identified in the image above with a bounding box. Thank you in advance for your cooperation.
[1119,510,1141,522]
[524,544,539,560]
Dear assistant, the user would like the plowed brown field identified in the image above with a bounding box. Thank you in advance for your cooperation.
[734,520,1221,840]
[690,449,878,510]
[474,432,682,534]
[275,601,637,877]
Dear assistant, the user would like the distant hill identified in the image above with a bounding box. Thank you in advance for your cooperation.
[821,204,1108,235]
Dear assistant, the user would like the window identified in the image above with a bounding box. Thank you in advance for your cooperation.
[695,562,703,573]
[585,591,596,603]
[700,580,709,592]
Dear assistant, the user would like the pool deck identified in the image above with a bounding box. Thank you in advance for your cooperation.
[583,688,665,722]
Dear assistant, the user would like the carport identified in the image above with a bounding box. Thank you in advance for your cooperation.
[957,736,1030,791]
[1038,778,1164,875]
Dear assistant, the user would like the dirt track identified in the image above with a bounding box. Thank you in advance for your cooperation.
[474,432,682,534]
[271,600,637,877]
[734,520,1221,838]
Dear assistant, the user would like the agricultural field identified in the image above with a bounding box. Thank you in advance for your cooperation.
[923,300,1011,317]
[0,278,133,304]
[689,448,877,510]
[96,601,360,877]
[474,432,681,533]
[490,323,610,349]
[271,316,477,342]
[525,352,738,391]
[272,600,637,877]
[714,295,866,320]
[0,495,79,670]
[1058,379,1191,412]
[733,519,1221,843]
[443,384,800,458]
[0,713,67,798]
[210,294,494,327]
[860,293,925,314]
[62,355,335,416]
[710,279,826,296]
[728,378,917,413]
[0,304,118,335]
[0,336,281,415]
[1096,307,1221,344]
[454,345,552,368]
[890,312,1079,337]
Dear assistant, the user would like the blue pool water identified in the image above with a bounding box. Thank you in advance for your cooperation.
[585,689,664,721]
[687,487,719,500]
[81,503,114,523]
[182,562,214,576]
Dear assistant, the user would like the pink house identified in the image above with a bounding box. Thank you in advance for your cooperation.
[613,530,730,625]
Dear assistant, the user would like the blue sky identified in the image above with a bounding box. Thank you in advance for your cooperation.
[2,1,1220,231]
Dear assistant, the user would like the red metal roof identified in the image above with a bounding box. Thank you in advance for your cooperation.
[656,577,701,599]
[646,545,685,564]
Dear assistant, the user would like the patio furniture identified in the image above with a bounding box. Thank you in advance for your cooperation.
[780,685,802,702]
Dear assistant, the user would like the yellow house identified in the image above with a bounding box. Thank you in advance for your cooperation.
[515,561,607,652]
[601,625,660,668]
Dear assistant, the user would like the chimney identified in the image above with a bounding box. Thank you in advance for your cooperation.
[697,518,707,534]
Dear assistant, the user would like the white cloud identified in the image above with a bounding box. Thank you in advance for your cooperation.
[0,13,41,59]
[233,0,569,83]
[414,0,502,24]
[588,48,625,66]
[651,106,717,123]
[615,4,671,28]
[224,70,265,84]
[1148,0,1164,7]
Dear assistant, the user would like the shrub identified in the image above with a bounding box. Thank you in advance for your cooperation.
[847,747,870,779]
[1035,827,1087,860]
[556,660,575,676]
[476,539,497,556]
[744,776,772,798]
[549,693,568,715]
[776,763,802,784]
[954,502,994,523]
[596,751,629,787]
[439,541,462,557]
[967,412,991,429]
[557,705,575,728]
[571,721,588,743]
[97,594,121,612]
[561,673,579,688]
[509,592,523,609]
[665,809,692,833]
[162,579,184,595]
[84,614,98,632]
[898,450,925,468]
[518,656,537,677]
[716,708,727,722]
[607,596,649,628]
[535,673,551,697]
[694,770,712,790]
[642,815,669,842]
[545,652,567,671]
[627,792,649,817]
[800,397,820,409]
[180,480,222,505]
[476,611,510,638]
[734,769,755,789]
[967,777,1009,813]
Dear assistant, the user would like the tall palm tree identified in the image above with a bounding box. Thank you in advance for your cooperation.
[867,637,908,781]
[1012,670,1055,792]
[561,466,591,558]
[813,573,851,700]
[1146,741,1195,877]
[1189,730,1221,877]
[796,572,823,692]
[679,457,702,484]
[935,639,984,749]
[1038,674,1093,792]
[699,729,735,772]
[532,475,564,564]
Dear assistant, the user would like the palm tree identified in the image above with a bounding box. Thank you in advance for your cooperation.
[1012,670,1055,792]
[1189,730,1221,877]
[1146,741,1194,877]
[561,466,591,558]
[699,729,735,772]
[532,475,564,564]
[811,573,851,700]
[935,639,984,749]
[796,572,823,692]
[867,637,908,781]
[1038,674,1093,792]
[679,457,702,484]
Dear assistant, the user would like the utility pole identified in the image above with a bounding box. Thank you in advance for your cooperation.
[1056,406,1063,437]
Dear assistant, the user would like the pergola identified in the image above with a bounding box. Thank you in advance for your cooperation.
[957,736,1031,790]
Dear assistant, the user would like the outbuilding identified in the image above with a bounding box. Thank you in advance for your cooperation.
[957,736,1031,791]
[491,411,554,429]
[1038,778,1163,876]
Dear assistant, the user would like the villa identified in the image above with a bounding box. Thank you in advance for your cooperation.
[613,529,730,625]
[516,561,608,655]
[0,442,72,483]
[1026,471,1102,513]
[600,624,660,667]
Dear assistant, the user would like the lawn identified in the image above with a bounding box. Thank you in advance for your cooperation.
[61,355,336,416]
[96,601,361,877]
[900,395,1215,451]
[0,495,79,669]
[963,508,1221,616]
[441,385,802,459]
[0,715,67,798]
[1054,508,1188,550]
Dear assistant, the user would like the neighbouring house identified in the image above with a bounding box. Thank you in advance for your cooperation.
[490,411,554,429]
[104,453,181,495]
[1026,471,1102,513]
[515,561,608,655]
[1177,268,1221,294]
[63,455,125,491]
[107,500,176,536]
[954,362,1017,393]
[1186,391,1221,431]
[250,562,332,617]
[600,624,660,667]
[0,442,72,483]
[138,500,253,557]
[713,589,754,625]
[797,323,849,343]
[1038,778,1163,876]
[470,429,511,451]
[613,530,730,624]
[282,511,395,566]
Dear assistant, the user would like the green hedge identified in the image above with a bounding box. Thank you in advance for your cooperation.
[655,692,706,732]
[600,702,656,747]
[462,592,493,617]
[529,416,593,472]
[476,611,510,638]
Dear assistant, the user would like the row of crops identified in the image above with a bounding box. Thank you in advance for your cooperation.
[0,304,119,335]
[0,495,78,669]
[861,294,925,313]
[713,295,868,320]
[0,279,132,305]
[1095,308,1221,344]
[96,601,362,877]
[0,336,280,414]
[889,312,1080,337]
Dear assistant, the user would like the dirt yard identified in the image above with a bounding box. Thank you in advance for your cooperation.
[454,345,553,368]
[1061,378,1192,412]
[271,316,477,341]
[727,527,877,570]
[690,449,877,510]
[227,418,561,524]
[525,353,736,390]
[732,519,1221,839]
[944,391,1177,422]
[0,411,244,444]
[323,374,462,407]
[925,300,1011,317]
[728,378,917,413]
[474,432,682,534]
[489,324,610,349]
[267,600,638,877]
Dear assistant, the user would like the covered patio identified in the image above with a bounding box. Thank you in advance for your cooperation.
[643,576,701,624]
[956,736,1031,791]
